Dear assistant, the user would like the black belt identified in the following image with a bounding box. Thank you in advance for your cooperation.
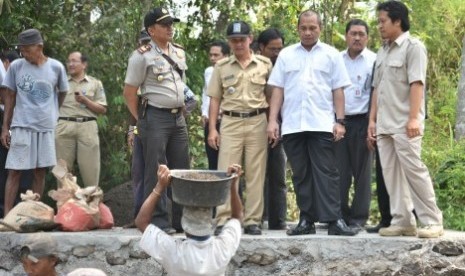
[147,105,182,114]
[59,117,96,122]
[223,109,267,118]
[345,113,367,120]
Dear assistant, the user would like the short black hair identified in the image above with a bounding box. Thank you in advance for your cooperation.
[0,50,20,63]
[298,10,321,27]
[257,28,284,47]
[209,40,230,56]
[377,1,410,32]
[79,53,88,63]
[345,19,369,35]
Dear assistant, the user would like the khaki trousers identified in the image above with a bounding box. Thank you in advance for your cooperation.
[216,113,268,226]
[55,120,100,187]
[377,134,442,227]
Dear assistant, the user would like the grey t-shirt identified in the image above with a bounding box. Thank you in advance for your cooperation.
[2,58,69,131]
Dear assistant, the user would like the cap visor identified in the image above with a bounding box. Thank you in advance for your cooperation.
[158,17,180,25]
[227,34,249,38]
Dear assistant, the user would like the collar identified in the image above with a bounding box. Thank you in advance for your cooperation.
[228,52,257,65]
[298,39,321,52]
[342,47,369,60]
[384,31,409,49]
[150,40,174,54]
[68,74,89,82]
[186,234,211,241]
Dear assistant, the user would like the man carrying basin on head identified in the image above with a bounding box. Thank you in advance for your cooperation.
[136,164,243,276]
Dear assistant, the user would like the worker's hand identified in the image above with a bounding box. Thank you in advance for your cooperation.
[156,164,171,190]
[227,164,242,178]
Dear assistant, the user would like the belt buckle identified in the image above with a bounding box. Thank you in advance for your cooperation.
[170,108,178,114]
[240,112,249,118]
[76,117,84,123]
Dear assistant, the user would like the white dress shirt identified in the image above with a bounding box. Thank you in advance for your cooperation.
[201,66,214,118]
[140,219,241,276]
[268,41,351,135]
[341,48,376,115]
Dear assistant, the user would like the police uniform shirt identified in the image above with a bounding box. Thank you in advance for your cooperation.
[207,54,272,111]
[372,31,427,135]
[124,41,187,109]
[59,75,107,118]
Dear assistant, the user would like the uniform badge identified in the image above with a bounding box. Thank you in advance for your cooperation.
[162,8,168,14]
[157,75,164,82]
[227,87,235,94]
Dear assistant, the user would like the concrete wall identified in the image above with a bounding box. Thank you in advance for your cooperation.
[1,228,465,275]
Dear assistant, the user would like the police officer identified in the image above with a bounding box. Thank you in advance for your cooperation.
[56,51,107,187]
[123,7,190,234]
[208,21,272,235]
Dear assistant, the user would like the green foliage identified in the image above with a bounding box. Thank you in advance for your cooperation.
[2,0,465,230]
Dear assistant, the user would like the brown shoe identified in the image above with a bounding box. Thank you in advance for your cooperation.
[379,225,417,236]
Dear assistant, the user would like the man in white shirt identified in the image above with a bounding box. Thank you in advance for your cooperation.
[336,19,376,230]
[201,41,230,170]
[135,164,243,276]
[267,10,357,236]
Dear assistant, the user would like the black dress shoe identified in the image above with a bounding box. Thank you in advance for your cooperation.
[286,219,316,236]
[244,224,262,235]
[328,219,358,236]
[365,223,390,233]
[214,225,223,236]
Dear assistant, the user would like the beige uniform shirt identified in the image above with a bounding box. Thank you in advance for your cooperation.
[59,75,107,118]
[207,54,272,111]
[373,32,427,135]
[124,41,187,108]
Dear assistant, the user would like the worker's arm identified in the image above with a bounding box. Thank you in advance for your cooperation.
[228,164,243,222]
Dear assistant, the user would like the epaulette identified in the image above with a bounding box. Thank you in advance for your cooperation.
[137,44,152,54]
[172,43,184,50]
[216,57,230,66]
[256,54,272,65]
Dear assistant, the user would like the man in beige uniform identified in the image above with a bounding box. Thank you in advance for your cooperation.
[208,21,272,235]
[56,51,107,187]
[368,1,443,238]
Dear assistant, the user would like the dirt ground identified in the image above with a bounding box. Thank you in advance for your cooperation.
[103,181,134,226]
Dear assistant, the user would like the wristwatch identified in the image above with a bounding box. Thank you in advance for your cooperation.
[336,118,346,126]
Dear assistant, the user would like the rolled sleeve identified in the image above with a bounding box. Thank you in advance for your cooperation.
[139,224,176,263]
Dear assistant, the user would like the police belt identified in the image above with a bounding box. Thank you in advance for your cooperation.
[147,105,182,114]
[223,108,266,118]
[59,117,96,122]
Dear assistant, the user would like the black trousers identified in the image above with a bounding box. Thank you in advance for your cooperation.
[283,131,341,222]
[263,141,287,228]
[138,107,190,230]
[335,116,372,226]
[375,146,392,226]
[204,121,220,170]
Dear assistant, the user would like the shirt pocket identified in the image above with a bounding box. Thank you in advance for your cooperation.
[221,74,240,92]
[387,60,406,81]
[250,72,267,97]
